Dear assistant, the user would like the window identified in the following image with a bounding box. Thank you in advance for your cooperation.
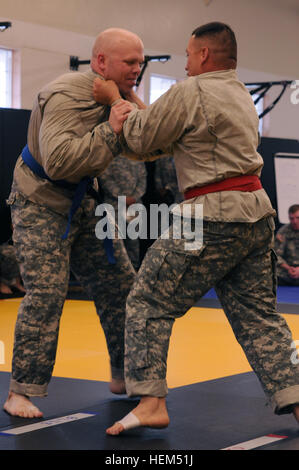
[149,74,177,104]
[0,48,12,108]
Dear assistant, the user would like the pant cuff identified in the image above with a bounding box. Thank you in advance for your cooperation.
[125,378,168,398]
[9,378,48,397]
[271,385,299,414]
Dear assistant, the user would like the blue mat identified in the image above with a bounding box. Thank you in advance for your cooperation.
[203,287,299,305]
[277,286,299,304]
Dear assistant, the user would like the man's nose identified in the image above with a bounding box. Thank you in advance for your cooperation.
[132,63,141,75]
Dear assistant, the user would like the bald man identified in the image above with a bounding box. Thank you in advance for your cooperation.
[3,28,144,418]
[94,22,299,434]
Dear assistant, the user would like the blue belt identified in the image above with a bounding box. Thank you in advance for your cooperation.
[21,144,116,264]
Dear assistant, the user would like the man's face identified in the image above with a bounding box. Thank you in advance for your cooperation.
[289,210,299,231]
[185,36,205,77]
[102,41,144,94]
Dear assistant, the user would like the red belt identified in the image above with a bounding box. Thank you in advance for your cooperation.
[184,175,262,200]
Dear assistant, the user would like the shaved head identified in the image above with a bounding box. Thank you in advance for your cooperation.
[92,28,144,60]
[91,27,144,94]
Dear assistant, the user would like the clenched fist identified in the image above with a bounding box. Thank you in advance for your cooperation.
[93,78,121,106]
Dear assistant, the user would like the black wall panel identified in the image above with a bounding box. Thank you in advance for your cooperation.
[0,108,31,243]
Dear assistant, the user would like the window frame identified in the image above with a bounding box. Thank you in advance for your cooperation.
[0,47,13,108]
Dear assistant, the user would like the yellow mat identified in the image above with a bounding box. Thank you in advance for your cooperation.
[1,299,299,388]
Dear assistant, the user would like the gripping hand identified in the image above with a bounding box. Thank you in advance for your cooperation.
[93,78,121,106]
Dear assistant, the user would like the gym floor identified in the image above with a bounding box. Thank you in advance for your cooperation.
[0,287,299,451]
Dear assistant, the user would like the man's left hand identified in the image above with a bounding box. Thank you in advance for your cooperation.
[289,266,299,279]
[109,100,134,134]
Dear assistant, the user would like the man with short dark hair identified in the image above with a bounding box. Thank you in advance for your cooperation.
[276,204,299,285]
[94,21,299,435]
[191,21,237,67]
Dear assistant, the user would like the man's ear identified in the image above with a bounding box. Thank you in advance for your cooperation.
[200,47,209,64]
[96,53,106,75]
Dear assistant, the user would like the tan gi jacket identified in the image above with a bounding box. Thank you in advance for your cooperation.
[11,69,123,215]
[123,69,276,222]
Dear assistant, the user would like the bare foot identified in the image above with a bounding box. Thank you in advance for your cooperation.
[293,404,299,423]
[109,378,126,395]
[106,396,169,435]
[3,392,43,418]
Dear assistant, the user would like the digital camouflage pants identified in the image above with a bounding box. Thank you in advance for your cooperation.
[8,192,136,397]
[125,216,299,414]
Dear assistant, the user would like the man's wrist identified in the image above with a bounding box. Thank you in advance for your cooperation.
[100,121,123,156]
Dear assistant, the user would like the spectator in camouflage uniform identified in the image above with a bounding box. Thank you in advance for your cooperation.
[0,242,25,294]
[3,28,147,419]
[98,155,147,270]
[155,155,183,206]
[93,22,299,435]
[275,204,299,286]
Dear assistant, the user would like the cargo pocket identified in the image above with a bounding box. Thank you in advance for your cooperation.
[6,191,28,208]
[125,319,148,370]
[156,252,186,295]
[6,193,16,206]
[154,248,205,299]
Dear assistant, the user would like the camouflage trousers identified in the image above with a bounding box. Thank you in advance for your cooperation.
[7,192,136,397]
[125,216,299,414]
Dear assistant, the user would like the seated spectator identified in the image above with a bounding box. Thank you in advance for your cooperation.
[98,155,147,271]
[0,242,25,294]
[275,204,299,285]
[155,155,183,205]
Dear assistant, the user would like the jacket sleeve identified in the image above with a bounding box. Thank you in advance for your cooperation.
[38,93,123,183]
[122,83,188,157]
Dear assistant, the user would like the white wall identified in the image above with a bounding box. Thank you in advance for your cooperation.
[0,0,298,76]
[0,18,94,109]
[0,0,298,139]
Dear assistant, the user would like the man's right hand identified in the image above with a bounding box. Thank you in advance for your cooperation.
[276,233,284,243]
[93,78,121,106]
[289,266,299,279]
[109,100,135,134]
